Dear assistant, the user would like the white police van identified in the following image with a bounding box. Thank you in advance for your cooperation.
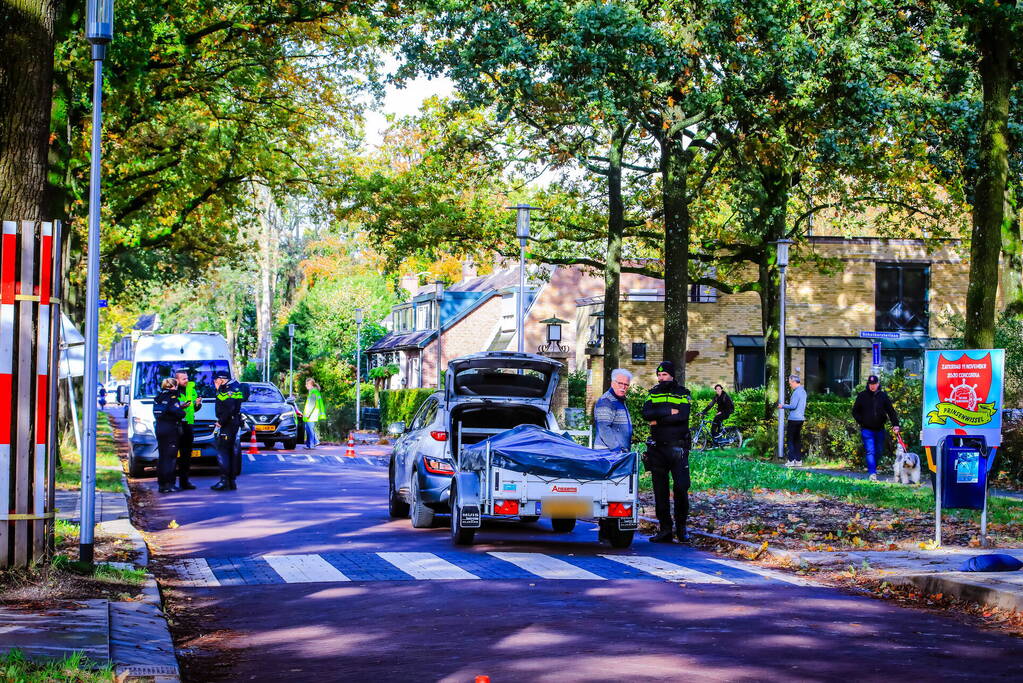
[126,332,235,477]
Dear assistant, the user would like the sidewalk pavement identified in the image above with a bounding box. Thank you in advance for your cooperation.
[1,480,179,679]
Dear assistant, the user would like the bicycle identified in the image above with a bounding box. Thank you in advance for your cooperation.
[691,413,743,452]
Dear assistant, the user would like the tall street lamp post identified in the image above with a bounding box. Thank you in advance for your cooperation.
[434,280,443,388]
[509,204,537,353]
[80,0,114,566]
[774,239,792,463]
[288,324,295,398]
[355,308,363,431]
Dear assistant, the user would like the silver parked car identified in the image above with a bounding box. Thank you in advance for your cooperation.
[388,351,562,528]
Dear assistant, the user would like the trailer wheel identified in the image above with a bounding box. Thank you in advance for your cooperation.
[551,518,576,533]
[606,527,635,549]
[450,483,475,546]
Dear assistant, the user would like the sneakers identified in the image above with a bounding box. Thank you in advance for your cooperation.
[794,460,803,467]
[868,473,878,482]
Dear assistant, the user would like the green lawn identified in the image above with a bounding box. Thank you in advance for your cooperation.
[640,448,1023,526]
[0,650,113,682]
[56,412,124,493]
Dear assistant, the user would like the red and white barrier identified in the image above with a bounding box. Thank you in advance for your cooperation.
[0,221,16,567]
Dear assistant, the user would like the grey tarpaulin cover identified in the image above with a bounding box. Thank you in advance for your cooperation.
[461,425,636,479]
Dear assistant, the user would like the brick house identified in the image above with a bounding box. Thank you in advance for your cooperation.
[580,237,994,407]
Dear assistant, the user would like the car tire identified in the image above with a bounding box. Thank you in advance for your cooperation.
[409,471,435,528]
[551,518,576,533]
[606,527,635,549]
[519,515,540,524]
[127,453,146,478]
[283,439,297,450]
[388,461,410,518]
[450,481,475,546]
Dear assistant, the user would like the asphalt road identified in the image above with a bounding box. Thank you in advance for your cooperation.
[133,438,1023,682]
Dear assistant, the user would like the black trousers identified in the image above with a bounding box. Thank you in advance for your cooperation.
[711,413,724,436]
[786,420,804,462]
[177,422,194,484]
[646,441,691,532]
[217,425,240,480]
[155,422,179,488]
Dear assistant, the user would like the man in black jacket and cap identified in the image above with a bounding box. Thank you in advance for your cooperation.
[852,374,901,482]
[212,371,245,491]
[641,361,693,543]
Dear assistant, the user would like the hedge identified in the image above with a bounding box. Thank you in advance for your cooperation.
[379,388,436,429]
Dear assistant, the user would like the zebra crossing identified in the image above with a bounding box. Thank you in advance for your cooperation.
[245,449,385,469]
[166,550,807,588]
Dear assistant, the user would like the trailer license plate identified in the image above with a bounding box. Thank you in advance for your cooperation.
[541,496,591,518]
[460,506,481,528]
[618,517,638,531]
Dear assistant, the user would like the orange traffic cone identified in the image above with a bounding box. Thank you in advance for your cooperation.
[246,428,260,455]
[344,434,356,458]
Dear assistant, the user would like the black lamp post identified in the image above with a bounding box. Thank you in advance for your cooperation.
[773,239,792,463]
[539,317,569,353]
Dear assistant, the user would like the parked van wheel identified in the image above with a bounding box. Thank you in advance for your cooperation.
[409,472,435,528]
[127,454,146,478]
[551,518,576,533]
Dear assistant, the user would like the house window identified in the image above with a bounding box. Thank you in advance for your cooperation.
[734,349,765,390]
[689,283,718,303]
[805,349,861,397]
[632,343,647,361]
[881,350,924,378]
[876,263,929,333]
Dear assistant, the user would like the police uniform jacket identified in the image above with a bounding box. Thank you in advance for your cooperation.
[153,389,186,424]
[215,380,244,428]
[641,380,692,444]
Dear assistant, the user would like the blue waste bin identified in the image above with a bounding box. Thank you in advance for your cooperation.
[939,435,990,510]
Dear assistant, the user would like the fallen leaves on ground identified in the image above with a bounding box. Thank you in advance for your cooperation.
[640,488,1023,552]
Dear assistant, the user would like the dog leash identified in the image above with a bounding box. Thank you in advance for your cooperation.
[895,431,909,451]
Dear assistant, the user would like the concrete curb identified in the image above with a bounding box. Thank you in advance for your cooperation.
[886,572,1023,612]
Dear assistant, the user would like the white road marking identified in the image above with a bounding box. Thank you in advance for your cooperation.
[276,453,285,462]
[169,558,221,587]
[305,454,314,463]
[263,554,350,583]
[703,556,818,586]
[246,453,255,462]
[490,552,604,580]
[378,552,479,580]
[361,457,374,466]
[334,456,345,464]
[600,555,734,584]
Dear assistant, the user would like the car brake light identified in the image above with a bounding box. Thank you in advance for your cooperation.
[608,502,633,518]
[430,430,449,441]
[422,458,455,474]
[494,499,519,515]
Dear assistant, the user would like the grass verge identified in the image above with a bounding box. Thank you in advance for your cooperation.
[0,649,114,682]
[640,448,1023,525]
[56,412,123,493]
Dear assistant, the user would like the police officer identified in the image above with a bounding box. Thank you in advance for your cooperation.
[212,371,244,491]
[173,369,201,490]
[153,378,186,493]
[641,360,693,543]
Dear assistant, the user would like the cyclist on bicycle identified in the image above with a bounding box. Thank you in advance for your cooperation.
[701,384,734,439]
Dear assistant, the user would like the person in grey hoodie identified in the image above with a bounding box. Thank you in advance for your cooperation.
[777,375,807,466]
[593,369,633,451]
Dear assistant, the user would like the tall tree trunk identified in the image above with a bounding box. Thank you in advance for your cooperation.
[965,20,1011,348]
[661,138,690,383]
[1001,187,1022,316]
[252,184,281,375]
[602,125,627,392]
[0,0,58,220]
[758,171,789,418]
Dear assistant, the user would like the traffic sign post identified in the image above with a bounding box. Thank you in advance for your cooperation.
[871,342,881,367]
